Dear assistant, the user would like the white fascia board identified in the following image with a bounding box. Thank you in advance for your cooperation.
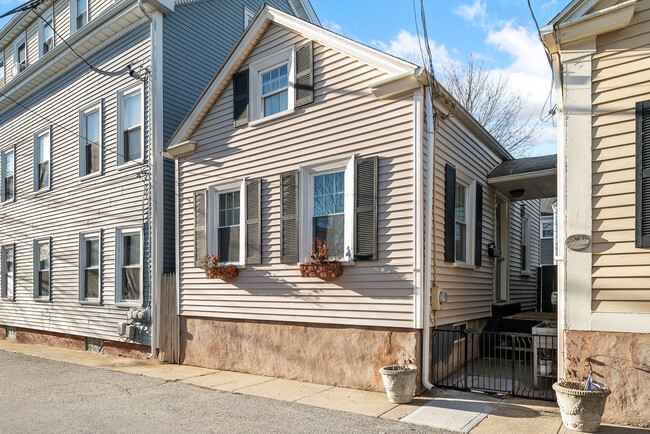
[542,0,637,54]
[167,6,418,148]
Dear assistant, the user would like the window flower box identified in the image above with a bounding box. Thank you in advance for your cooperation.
[300,262,342,278]
[205,265,237,279]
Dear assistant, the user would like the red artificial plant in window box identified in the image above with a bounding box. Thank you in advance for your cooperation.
[300,239,343,278]
[201,254,238,279]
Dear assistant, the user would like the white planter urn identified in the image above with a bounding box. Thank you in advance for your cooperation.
[553,381,610,432]
[379,365,417,403]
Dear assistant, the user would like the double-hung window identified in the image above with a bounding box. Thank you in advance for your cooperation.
[299,156,354,262]
[15,40,26,74]
[1,245,14,300]
[40,12,54,56]
[249,47,295,123]
[0,55,5,87]
[208,182,245,264]
[116,228,142,305]
[79,233,100,302]
[1,148,14,202]
[118,87,143,165]
[34,239,51,300]
[34,129,50,191]
[455,181,469,263]
[80,103,101,177]
[76,0,88,30]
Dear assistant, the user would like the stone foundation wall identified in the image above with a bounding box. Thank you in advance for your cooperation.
[180,317,422,392]
[0,324,149,360]
[564,330,650,428]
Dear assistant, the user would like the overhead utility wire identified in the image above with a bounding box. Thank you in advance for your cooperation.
[527,0,557,123]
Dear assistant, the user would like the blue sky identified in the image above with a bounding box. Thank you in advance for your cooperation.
[311,0,566,156]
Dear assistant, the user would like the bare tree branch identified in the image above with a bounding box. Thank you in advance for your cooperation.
[440,54,538,157]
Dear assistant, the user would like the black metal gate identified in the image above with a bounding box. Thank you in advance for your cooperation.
[431,328,557,400]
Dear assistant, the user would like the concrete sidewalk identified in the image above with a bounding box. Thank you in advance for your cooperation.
[0,340,641,433]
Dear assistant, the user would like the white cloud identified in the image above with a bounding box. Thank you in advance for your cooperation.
[454,0,487,25]
[371,30,450,68]
[322,19,342,34]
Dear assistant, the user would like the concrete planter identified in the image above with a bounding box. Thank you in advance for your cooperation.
[553,381,610,432]
[379,365,417,403]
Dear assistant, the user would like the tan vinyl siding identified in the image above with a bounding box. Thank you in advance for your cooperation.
[431,114,500,325]
[54,0,71,46]
[91,0,115,22]
[178,24,415,328]
[591,0,650,312]
[0,25,151,342]
[4,45,14,82]
[26,23,38,66]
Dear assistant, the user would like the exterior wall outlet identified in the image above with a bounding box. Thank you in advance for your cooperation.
[117,322,128,336]
[125,325,136,340]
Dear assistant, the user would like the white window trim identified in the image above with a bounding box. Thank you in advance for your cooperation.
[116,85,144,168]
[207,179,246,266]
[115,227,144,308]
[14,36,27,75]
[33,128,51,193]
[71,0,89,33]
[453,172,475,266]
[1,147,15,203]
[248,46,296,126]
[33,238,51,302]
[243,5,254,28]
[78,231,102,305]
[1,244,14,301]
[298,155,354,263]
[79,101,103,179]
[540,215,554,239]
[38,7,55,57]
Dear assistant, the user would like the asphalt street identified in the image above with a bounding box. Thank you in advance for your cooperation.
[0,350,449,434]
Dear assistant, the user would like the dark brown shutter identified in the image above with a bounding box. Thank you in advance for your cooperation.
[233,69,249,128]
[354,156,378,261]
[280,171,299,263]
[193,190,207,267]
[474,183,483,266]
[444,163,456,262]
[295,41,313,107]
[245,178,262,264]
[636,100,650,247]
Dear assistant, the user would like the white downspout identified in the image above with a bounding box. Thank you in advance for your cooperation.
[421,86,435,390]
[551,51,566,377]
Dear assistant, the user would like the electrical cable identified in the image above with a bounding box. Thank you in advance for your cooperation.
[526,0,557,123]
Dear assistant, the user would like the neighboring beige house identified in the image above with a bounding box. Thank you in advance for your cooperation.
[166,6,542,391]
[542,0,650,427]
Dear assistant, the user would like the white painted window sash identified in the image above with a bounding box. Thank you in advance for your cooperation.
[115,227,144,307]
[79,231,102,304]
[116,85,144,167]
[248,46,296,125]
[79,101,103,178]
[33,238,51,301]
[207,179,246,266]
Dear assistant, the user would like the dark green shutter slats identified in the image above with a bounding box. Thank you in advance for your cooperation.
[295,41,313,107]
[246,178,262,264]
[233,69,249,128]
[444,164,456,262]
[354,156,378,261]
[193,190,207,267]
[636,100,650,247]
[474,183,483,266]
[280,171,299,263]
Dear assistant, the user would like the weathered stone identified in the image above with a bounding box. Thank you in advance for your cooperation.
[180,317,421,392]
[564,330,650,428]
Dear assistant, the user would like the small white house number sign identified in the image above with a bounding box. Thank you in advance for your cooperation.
[565,234,590,251]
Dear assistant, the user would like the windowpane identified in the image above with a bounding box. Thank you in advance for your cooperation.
[455,183,466,223]
[263,90,288,117]
[37,241,49,298]
[5,151,13,176]
[38,134,50,163]
[261,64,288,95]
[85,269,99,299]
[218,226,240,262]
[85,238,99,268]
[39,242,50,271]
[217,191,240,263]
[124,127,141,161]
[123,234,140,267]
[77,0,87,14]
[455,222,466,262]
[542,221,553,238]
[38,161,49,190]
[124,92,141,129]
[122,268,140,301]
[5,248,13,299]
[83,110,100,174]
[43,18,53,54]
[17,43,26,71]
[313,172,344,217]
[313,215,344,258]
[39,271,49,297]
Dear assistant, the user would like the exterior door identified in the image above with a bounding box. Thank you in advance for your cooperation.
[495,196,509,302]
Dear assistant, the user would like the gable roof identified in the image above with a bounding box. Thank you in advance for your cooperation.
[165,5,421,149]
[541,0,637,52]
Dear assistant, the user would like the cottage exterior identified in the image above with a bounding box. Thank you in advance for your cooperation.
[542,0,650,427]
[0,0,317,356]
[167,6,541,391]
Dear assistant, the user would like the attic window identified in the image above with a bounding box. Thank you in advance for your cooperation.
[248,47,295,124]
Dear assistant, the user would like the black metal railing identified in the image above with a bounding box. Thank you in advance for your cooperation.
[431,328,557,400]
